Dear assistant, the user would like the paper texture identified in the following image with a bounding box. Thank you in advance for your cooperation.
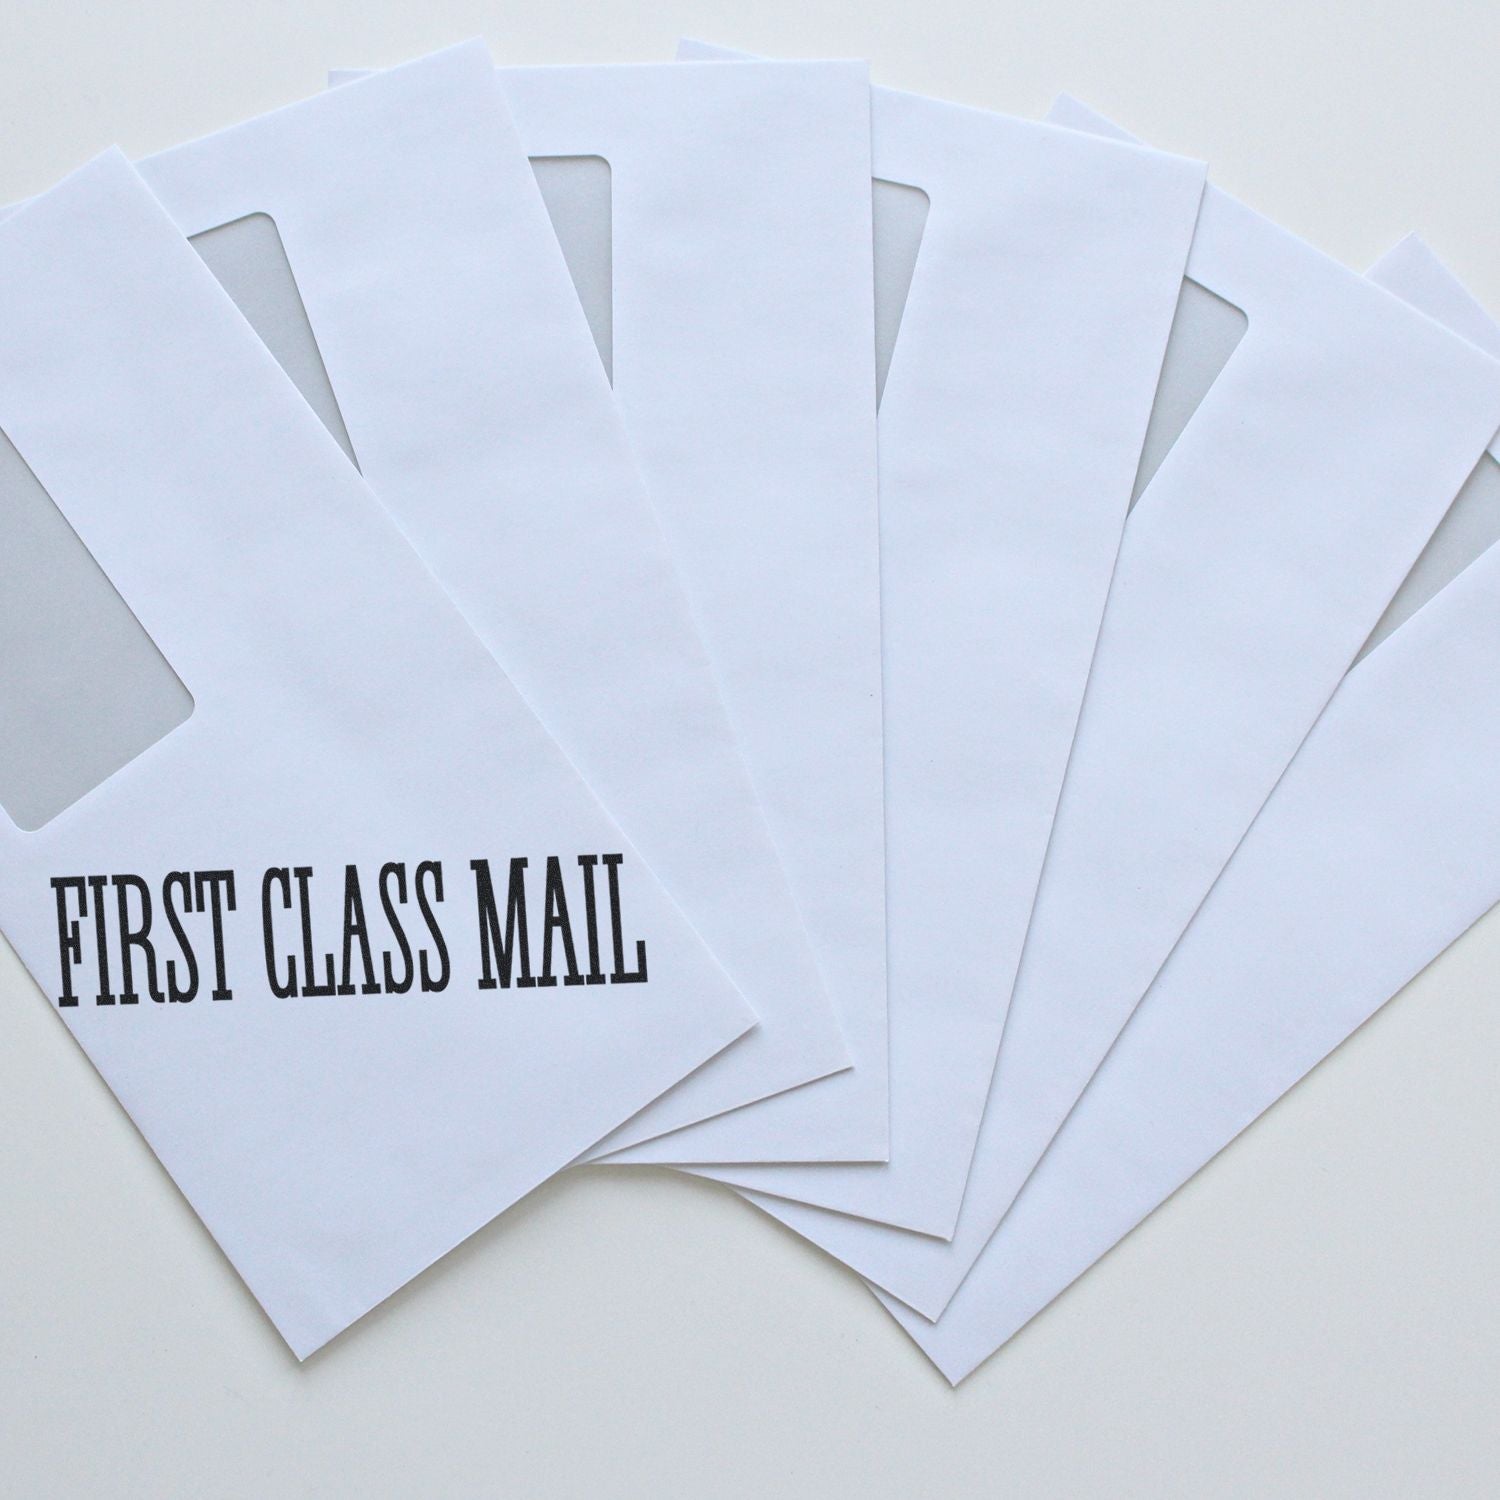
[1358,238,1500,655]
[120,44,847,1151]
[473,60,887,1164]
[751,98,1500,1316]
[0,152,753,1358]
[924,97,1500,1284]
[677,42,1207,1234]
[881,241,1500,1383]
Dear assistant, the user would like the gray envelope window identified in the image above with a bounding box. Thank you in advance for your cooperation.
[0,208,359,831]
[530,155,614,383]
[1358,450,1500,662]
[189,212,358,465]
[871,178,930,408]
[0,429,193,830]
[1130,277,1249,506]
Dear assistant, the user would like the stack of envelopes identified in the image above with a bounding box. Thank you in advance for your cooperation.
[3,40,1499,1384]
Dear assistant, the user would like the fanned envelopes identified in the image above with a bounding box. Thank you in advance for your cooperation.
[0,152,751,1359]
[678,41,1206,1239]
[479,60,886,1164]
[3,37,1493,1381]
[826,99,1500,1322]
[882,244,1500,1384]
[118,43,846,1144]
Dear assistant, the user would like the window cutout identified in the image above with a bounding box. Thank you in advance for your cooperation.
[190,214,359,466]
[529,155,614,383]
[0,427,194,831]
[1355,450,1500,664]
[872,177,930,408]
[1129,277,1248,507]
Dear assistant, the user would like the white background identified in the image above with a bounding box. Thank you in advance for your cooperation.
[2,1,1498,1495]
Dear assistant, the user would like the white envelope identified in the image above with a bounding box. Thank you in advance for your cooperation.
[880,242,1500,1385]
[1360,238,1500,654]
[0,152,752,1358]
[761,99,1500,1316]
[676,42,1207,1234]
[112,44,847,1152]
[472,60,887,1164]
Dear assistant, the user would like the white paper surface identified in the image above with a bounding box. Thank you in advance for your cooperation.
[119,44,847,1152]
[462,60,886,1164]
[880,241,1500,1384]
[760,98,1500,1316]
[0,152,753,1359]
[677,43,1207,1234]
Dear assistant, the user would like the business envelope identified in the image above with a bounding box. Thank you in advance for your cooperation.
[879,240,1500,1384]
[108,44,846,1151]
[920,97,1500,1299]
[0,153,752,1358]
[749,98,1500,1316]
[472,60,887,1164]
[675,41,1206,1234]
